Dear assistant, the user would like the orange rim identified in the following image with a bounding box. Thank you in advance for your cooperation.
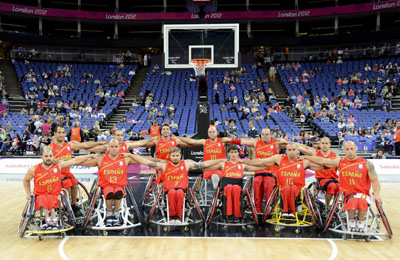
[190,58,211,68]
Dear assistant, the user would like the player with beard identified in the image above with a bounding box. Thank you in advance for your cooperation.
[23,147,96,229]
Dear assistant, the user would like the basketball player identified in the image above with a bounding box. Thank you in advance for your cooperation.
[202,146,267,223]
[82,139,144,227]
[301,141,382,232]
[23,147,96,230]
[130,147,225,223]
[49,125,106,215]
[222,128,285,213]
[178,126,227,188]
[296,137,339,207]
[88,129,140,154]
[242,142,322,218]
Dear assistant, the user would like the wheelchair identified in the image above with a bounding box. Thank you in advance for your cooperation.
[18,190,76,241]
[307,179,339,219]
[63,182,90,226]
[142,173,158,210]
[323,191,393,242]
[262,185,323,233]
[144,185,204,233]
[81,178,143,236]
[206,177,259,229]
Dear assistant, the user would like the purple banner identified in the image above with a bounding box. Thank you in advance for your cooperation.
[0,1,399,21]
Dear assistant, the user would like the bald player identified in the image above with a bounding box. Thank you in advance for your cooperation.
[296,137,339,207]
[88,129,138,154]
[23,147,96,229]
[242,142,322,218]
[49,125,106,215]
[223,128,285,214]
[82,139,143,227]
[301,141,382,232]
[178,126,227,188]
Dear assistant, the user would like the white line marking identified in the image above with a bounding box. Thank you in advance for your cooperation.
[328,239,338,260]
[58,236,70,260]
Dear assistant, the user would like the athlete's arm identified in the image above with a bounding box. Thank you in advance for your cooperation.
[303,160,324,171]
[241,154,281,168]
[79,157,100,167]
[87,144,108,153]
[22,167,35,200]
[296,143,317,156]
[186,159,226,171]
[127,137,158,148]
[175,136,205,147]
[301,156,340,168]
[221,137,256,147]
[243,164,272,172]
[201,161,225,171]
[127,154,166,171]
[58,154,98,169]
[70,141,107,151]
[367,160,382,204]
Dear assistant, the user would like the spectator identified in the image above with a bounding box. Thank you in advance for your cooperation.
[226,119,238,138]
[247,120,259,159]
[372,148,386,159]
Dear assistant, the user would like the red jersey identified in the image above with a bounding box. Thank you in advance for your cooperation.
[222,161,244,179]
[33,163,62,195]
[203,138,226,161]
[150,126,160,138]
[277,155,305,188]
[315,150,338,179]
[49,142,72,177]
[155,137,177,161]
[156,160,188,191]
[255,139,278,175]
[339,157,371,195]
[98,154,128,187]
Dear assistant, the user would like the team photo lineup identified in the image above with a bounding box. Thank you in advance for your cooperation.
[0,0,399,259]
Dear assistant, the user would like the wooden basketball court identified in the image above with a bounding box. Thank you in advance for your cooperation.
[1,182,398,260]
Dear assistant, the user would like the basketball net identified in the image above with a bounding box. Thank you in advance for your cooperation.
[190,58,211,77]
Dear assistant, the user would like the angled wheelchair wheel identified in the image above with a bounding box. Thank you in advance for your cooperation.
[192,174,203,193]
[323,192,341,232]
[77,182,90,206]
[89,178,99,198]
[61,193,76,228]
[262,187,278,223]
[243,176,253,195]
[18,196,35,238]
[244,187,258,226]
[206,187,220,227]
[147,186,163,225]
[375,200,393,239]
[142,174,155,207]
[189,187,204,222]
[82,188,101,231]
[125,183,143,224]
[303,188,323,229]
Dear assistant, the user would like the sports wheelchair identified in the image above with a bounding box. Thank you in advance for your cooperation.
[323,191,393,242]
[81,178,143,236]
[18,190,76,241]
[192,174,218,208]
[307,179,339,218]
[206,177,259,229]
[144,185,204,233]
[262,185,323,233]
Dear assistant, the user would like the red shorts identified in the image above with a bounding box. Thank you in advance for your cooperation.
[203,170,223,179]
[61,174,78,190]
[102,186,125,199]
[35,194,59,210]
[344,194,369,211]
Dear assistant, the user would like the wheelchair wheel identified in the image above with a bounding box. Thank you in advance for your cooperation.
[303,188,323,229]
[243,176,253,195]
[147,186,163,225]
[192,174,203,193]
[189,187,204,222]
[125,183,143,224]
[18,196,34,238]
[323,192,341,232]
[375,200,393,239]
[142,174,155,207]
[82,188,101,231]
[61,193,76,228]
[77,182,90,208]
[89,178,98,198]
[206,187,220,227]
[262,187,278,223]
[244,187,258,226]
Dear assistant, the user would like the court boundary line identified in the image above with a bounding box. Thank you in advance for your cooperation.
[58,236,70,260]
[328,239,338,260]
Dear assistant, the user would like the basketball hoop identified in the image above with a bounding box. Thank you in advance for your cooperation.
[190,58,211,77]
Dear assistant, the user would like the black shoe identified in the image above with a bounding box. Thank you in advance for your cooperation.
[226,215,234,223]
[72,205,82,217]
[233,216,240,223]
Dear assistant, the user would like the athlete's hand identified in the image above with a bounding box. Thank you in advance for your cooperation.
[121,153,131,158]
[53,158,60,164]
[374,193,383,205]
[26,194,32,201]
[98,141,108,145]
